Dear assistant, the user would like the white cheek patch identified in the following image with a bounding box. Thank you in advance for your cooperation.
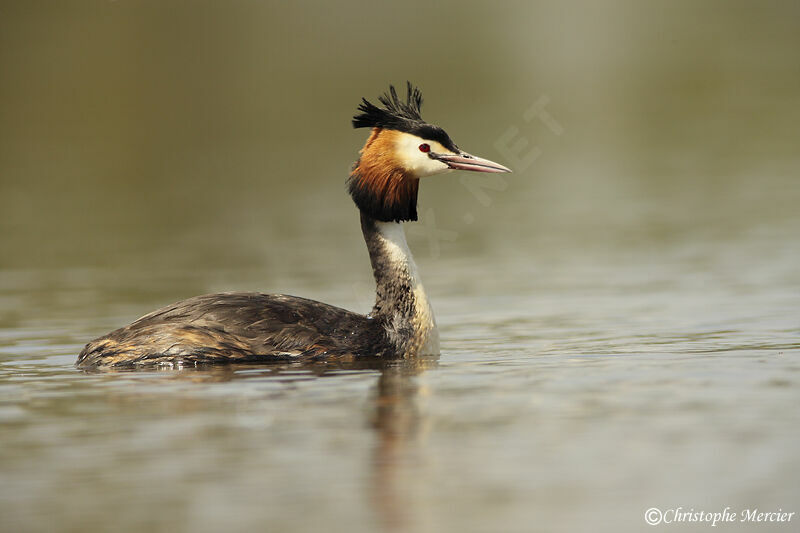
[394,132,453,177]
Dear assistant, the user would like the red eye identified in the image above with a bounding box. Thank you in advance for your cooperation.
[418,143,430,153]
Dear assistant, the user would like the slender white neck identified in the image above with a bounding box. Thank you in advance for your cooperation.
[362,216,439,356]
[372,221,421,287]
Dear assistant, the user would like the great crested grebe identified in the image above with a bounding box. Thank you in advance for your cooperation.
[77,83,510,368]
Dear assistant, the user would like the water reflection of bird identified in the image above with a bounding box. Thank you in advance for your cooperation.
[77,83,510,368]
[369,358,436,533]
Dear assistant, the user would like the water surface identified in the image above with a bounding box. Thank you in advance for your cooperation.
[2,215,798,532]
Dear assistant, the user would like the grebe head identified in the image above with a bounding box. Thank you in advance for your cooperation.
[348,82,511,223]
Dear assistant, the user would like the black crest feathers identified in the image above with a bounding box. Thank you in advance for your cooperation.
[352,82,459,153]
[353,82,424,130]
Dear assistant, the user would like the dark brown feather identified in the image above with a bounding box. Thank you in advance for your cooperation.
[77,293,393,367]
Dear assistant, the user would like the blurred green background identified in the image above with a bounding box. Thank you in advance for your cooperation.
[1,0,799,273]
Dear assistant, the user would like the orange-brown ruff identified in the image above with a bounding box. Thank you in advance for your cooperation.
[348,129,420,223]
[76,83,510,368]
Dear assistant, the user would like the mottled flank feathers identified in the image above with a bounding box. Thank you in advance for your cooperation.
[77,293,394,367]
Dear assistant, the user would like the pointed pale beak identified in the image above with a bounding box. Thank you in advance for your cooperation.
[432,151,511,173]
